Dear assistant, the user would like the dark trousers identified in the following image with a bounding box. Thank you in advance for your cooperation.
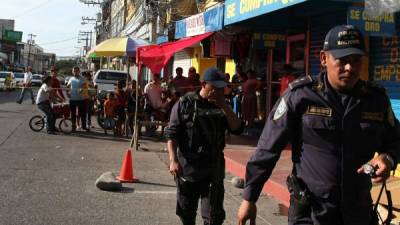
[85,99,94,127]
[176,179,225,225]
[70,100,86,129]
[37,101,56,132]
[288,192,373,225]
[18,87,34,103]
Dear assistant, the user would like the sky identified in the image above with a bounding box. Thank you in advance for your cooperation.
[1,0,100,57]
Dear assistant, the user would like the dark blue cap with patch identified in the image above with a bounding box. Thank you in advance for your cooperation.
[202,67,226,88]
[323,25,366,59]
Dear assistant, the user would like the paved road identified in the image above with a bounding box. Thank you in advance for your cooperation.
[0,90,286,225]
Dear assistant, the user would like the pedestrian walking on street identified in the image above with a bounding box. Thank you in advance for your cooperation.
[67,66,88,132]
[36,76,57,134]
[16,66,35,104]
[237,25,400,225]
[165,67,244,225]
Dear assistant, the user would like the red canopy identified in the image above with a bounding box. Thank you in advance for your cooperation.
[136,32,213,74]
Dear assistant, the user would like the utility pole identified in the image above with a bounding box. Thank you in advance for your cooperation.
[81,16,97,25]
[79,31,93,55]
[27,33,36,68]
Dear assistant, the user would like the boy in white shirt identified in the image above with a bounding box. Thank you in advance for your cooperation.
[36,76,57,134]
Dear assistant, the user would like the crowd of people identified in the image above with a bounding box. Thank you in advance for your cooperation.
[17,62,299,136]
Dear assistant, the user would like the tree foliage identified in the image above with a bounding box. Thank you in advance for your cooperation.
[55,60,76,76]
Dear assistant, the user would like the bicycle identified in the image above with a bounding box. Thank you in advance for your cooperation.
[29,103,73,134]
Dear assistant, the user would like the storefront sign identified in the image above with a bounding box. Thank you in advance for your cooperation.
[371,36,400,81]
[253,32,285,49]
[186,13,205,37]
[347,6,395,37]
[2,30,22,42]
[224,0,307,25]
[175,4,223,39]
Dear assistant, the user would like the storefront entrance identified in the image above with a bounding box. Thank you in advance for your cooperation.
[265,33,308,116]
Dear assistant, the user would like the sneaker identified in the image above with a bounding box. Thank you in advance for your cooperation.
[16,100,21,104]
[47,131,58,135]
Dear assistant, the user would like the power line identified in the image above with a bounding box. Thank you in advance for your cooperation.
[38,37,78,46]
[13,0,57,19]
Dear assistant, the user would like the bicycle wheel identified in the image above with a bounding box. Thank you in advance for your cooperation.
[29,115,45,132]
[59,119,73,134]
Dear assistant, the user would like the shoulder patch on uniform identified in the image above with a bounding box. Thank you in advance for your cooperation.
[273,98,288,120]
[289,75,314,91]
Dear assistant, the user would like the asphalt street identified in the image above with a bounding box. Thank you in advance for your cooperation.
[0,90,286,225]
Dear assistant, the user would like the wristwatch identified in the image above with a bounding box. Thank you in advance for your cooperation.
[382,153,396,170]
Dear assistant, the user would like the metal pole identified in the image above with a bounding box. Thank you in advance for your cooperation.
[27,33,36,67]
[131,62,141,150]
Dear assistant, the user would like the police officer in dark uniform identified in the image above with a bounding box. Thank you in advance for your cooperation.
[165,67,244,225]
[237,25,400,225]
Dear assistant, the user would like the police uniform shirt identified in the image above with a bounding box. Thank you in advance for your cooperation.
[165,92,243,182]
[243,72,400,223]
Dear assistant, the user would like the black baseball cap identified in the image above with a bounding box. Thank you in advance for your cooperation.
[323,25,366,59]
[202,67,226,88]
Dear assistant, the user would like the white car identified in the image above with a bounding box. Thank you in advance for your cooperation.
[31,74,43,86]
[93,70,128,93]
[0,71,16,90]
[13,72,25,86]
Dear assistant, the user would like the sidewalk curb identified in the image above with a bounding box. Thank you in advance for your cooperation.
[225,153,290,207]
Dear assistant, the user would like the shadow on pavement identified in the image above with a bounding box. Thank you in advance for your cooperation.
[105,187,134,193]
[68,131,131,142]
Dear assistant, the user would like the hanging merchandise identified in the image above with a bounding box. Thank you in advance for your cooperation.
[210,33,231,57]
[230,32,252,64]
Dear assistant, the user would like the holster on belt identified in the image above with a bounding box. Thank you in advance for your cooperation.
[286,174,311,217]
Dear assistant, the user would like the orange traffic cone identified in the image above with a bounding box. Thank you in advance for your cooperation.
[117,149,137,183]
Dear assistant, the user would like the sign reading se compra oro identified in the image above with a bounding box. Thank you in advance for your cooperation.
[347,6,395,37]
[224,0,307,25]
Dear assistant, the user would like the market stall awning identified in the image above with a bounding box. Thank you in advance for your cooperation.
[87,37,149,58]
[137,32,213,74]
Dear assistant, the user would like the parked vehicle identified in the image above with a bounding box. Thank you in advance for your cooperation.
[14,72,24,86]
[31,74,43,86]
[93,70,127,93]
[0,71,16,90]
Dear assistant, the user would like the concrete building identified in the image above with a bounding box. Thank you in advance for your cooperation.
[19,42,55,73]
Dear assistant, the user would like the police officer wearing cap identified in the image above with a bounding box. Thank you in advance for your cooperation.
[237,25,400,225]
[166,67,244,225]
